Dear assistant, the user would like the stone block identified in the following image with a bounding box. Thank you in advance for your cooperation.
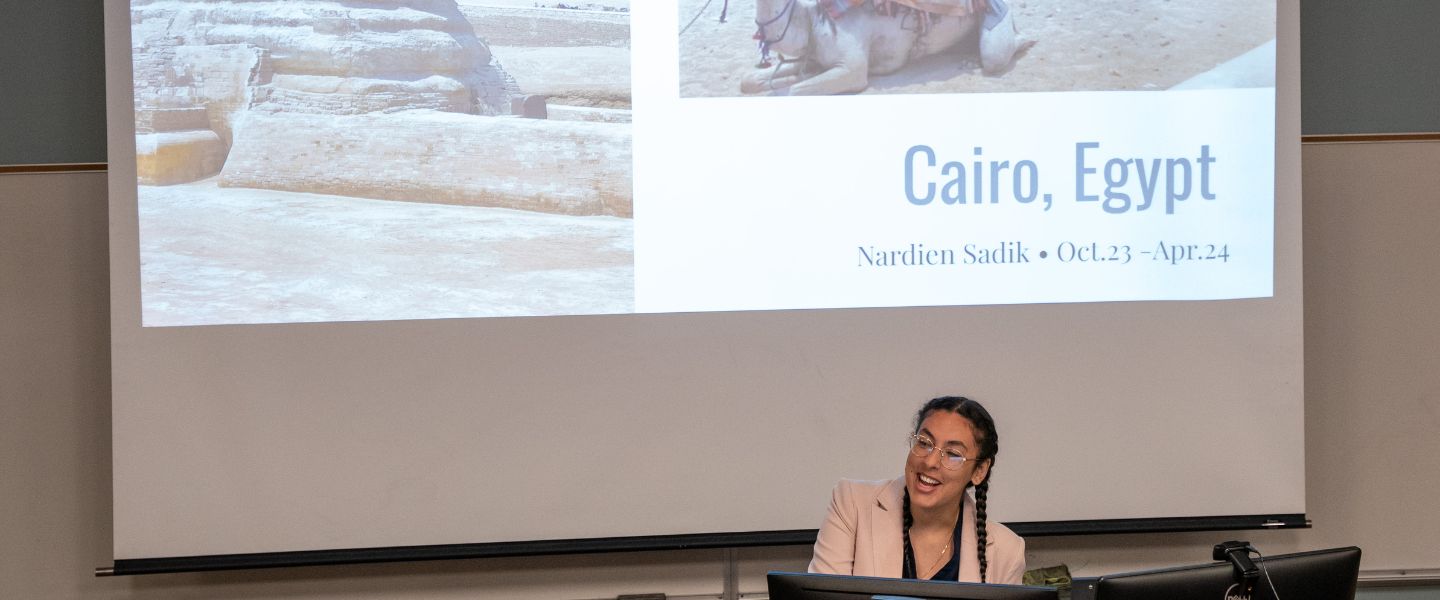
[545,105,631,124]
[460,5,629,48]
[218,110,632,217]
[489,45,630,106]
[136,129,228,185]
[136,107,212,133]
[130,0,519,120]
[511,94,549,119]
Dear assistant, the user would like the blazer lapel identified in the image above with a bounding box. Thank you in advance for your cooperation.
[871,477,907,578]
[957,492,981,582]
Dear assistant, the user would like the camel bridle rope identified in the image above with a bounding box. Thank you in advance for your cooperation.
[680,0,731,36]
[753,0,800,67]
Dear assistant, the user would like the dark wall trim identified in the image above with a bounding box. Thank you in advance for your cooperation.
[1301,133,1440,144]
[1005,513,1309,537]
[0,163,108,175]
[102,515,1308,576]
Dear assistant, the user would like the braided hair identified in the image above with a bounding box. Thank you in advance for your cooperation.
[902,396,1000,582]
[901,486,916,578]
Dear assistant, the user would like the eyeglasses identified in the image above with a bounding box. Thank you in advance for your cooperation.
[908,433,975,471]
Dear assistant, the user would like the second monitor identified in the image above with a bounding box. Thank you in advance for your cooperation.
[1094,546,1361,600]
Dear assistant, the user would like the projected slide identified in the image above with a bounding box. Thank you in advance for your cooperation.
[129,0,1275,326]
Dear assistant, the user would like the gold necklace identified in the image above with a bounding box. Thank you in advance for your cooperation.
[924,540,951,577]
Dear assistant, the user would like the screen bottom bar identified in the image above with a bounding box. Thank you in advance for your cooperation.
[102,514,1308,576]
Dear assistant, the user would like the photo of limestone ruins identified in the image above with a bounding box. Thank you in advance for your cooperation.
[132,0,632,326]
[678,0,1275,97]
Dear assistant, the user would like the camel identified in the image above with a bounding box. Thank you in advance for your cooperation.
[740,0,1026,95]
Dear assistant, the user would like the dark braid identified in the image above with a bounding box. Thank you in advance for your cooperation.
[901,489,916,579]
[913,396,1000,584]
[975,479,990,583]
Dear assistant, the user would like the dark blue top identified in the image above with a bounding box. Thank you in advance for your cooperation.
[903,505,967,581]
[927,508,966,581]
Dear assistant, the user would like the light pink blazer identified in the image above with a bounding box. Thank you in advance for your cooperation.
[808,477,1026,585]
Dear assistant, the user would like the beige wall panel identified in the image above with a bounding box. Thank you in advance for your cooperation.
[6,141,1440,597]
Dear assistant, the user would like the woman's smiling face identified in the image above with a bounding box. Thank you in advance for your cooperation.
[905,411,991,513]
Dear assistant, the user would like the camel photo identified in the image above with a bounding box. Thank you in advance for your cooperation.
[678,0,1277,98]
[739,0,1025,95]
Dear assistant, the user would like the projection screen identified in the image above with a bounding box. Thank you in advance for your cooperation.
[106,0,1303,571]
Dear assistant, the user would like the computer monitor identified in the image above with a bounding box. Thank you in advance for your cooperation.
[767,572,1059,600]
[1094,546,1361,600]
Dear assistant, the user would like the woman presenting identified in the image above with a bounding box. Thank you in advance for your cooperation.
[808,396,1026,584]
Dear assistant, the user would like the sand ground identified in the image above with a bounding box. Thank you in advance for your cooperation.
[139,181,633,326]
[677,0,1275,96]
